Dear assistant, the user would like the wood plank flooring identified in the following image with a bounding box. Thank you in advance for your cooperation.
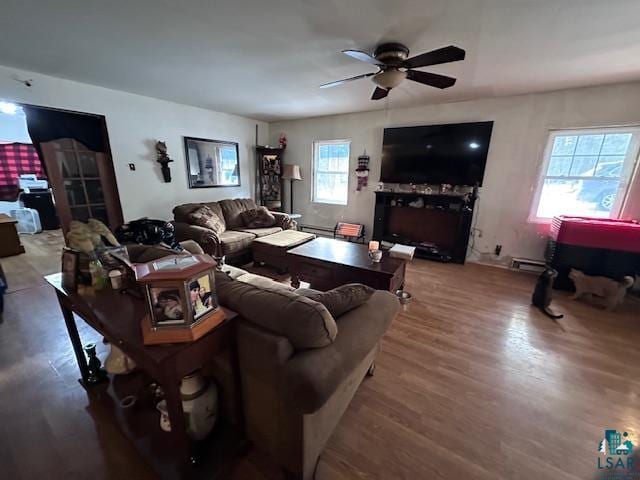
[1,233,639,479]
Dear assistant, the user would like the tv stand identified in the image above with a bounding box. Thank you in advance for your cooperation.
[373,191,475,264]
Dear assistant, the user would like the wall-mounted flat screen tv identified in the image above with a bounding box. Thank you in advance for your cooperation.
[381,121,494,186]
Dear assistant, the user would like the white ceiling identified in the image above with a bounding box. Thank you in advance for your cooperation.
[1,0,640,121]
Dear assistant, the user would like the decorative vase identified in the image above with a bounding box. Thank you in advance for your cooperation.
[181,372,218,441]
[104,344,136,375]
[156,400,172,433]
[155,371,218,441]
[368,249,383,263]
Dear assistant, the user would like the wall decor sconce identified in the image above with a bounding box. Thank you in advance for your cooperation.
[155,141,173,182]
[355,150,370,192]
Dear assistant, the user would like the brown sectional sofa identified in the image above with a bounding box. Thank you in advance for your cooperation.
[216,265,400,479]
[128,233,400,479]
[172,198,296,265]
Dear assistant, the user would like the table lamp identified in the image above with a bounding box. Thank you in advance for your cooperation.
[281,164,302,214]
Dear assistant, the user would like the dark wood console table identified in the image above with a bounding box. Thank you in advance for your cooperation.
[373,191,476,264]
[45,273,244,479]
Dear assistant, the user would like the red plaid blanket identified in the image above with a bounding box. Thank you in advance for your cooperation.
[0,143,45,201]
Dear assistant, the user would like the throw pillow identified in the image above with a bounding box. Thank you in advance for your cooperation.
[241,207,276,228]
[187,205,225,235]
[297,283,375,318]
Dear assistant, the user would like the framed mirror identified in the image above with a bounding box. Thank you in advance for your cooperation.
[183,137,240,188]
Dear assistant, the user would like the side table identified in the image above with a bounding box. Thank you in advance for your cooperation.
[45,273,245,478]
[0,214,25,257]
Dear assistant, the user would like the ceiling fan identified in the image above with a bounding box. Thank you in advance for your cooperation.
[320,42,465,100]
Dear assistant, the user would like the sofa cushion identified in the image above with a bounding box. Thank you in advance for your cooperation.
[296,284,375,318]
[235,226,283,237]
[220,265,293,291]
[216,272,337,349]
[173,202,226,230]
[187,205,225,235]
[237,272,294,291]
[218,230,255,255]
[220,265,249,280]
[219,198,258,229]
[240,207,277,228]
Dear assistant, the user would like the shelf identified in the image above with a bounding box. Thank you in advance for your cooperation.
[382,204,468,214]
[375,190,469,199]
[85,371,246,480]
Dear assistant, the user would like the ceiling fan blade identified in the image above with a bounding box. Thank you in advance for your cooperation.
[403,45,465,69]
[371,87,389,100]
[406,70,456,89]
[320,72,375,89]
[342,49,385,66]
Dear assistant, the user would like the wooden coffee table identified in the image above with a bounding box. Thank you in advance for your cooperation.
[287,237,406,292]
[252,229,316,273]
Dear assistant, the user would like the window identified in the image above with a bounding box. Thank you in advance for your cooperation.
[531,127,640,221]
[312,140,350,205]
[219,146,239,184]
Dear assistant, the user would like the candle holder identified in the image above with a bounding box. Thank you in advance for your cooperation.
[368,249,383,263]
[84,342,108,385]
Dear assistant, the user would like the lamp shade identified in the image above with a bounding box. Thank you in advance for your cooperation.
[372,69,406,89]
[282,164,302,181]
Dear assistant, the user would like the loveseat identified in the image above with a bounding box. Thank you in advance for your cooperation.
[216,265,400,479]
[172,198,295,265]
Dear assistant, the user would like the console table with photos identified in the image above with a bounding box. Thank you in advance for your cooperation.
[45,273,245,479]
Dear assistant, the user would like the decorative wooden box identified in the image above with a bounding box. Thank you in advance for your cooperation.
[134,254,225,345]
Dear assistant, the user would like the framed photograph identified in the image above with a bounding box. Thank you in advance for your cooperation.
[148,285,189,327]
[61,247,79,292]
[95,245,129,271]
[183,136,240,188]
[187,272,217,320]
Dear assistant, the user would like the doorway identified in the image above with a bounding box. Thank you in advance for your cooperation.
[0,102,123,237]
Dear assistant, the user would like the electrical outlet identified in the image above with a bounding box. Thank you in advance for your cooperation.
[494,244,502,256]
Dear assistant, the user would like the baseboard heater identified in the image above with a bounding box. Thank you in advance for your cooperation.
[510,257,546,273]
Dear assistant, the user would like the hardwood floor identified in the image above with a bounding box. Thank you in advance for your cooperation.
[1,229,63,293]
[1,234,639,479]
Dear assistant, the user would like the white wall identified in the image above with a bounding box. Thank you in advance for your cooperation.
[0,65,268,221]
[0,109,31,143]
[0,109,30,214]
[270,81,640,264]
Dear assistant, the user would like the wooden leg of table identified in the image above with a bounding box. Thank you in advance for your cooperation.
[160,373,192,465]
[58,293,91,386]
[230,322,245,433]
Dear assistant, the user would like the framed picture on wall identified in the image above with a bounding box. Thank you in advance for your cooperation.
[183,137,240,188]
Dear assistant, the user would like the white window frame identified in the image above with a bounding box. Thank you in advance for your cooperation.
[311,139,350,205]
[529,126,640,222]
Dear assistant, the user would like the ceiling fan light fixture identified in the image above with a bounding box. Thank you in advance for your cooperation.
[372,69,406,89]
